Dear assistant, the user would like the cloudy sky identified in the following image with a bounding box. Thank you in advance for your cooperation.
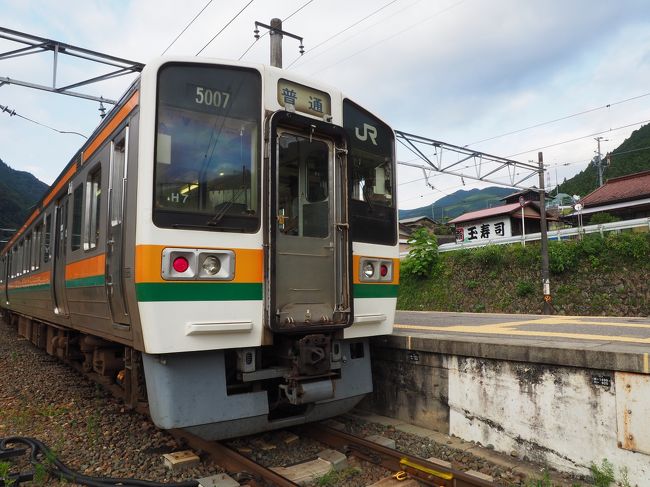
[2,0,650,212]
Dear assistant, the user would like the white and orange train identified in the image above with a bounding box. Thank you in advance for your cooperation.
[0,58,398,439]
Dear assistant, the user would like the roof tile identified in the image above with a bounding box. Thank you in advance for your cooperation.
[581,170,650,207]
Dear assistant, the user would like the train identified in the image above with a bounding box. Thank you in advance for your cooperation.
[0,57,399,440]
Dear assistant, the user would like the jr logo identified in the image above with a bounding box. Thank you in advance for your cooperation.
[355,123,378,146]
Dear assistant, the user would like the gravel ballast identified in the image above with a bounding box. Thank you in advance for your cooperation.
[1,314,592,487]
[0,316,222,486]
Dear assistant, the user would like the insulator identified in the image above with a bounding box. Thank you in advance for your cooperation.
[254,27,259,39]
[299,43,304,55]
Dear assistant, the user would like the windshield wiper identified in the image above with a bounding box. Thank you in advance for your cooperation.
[206,185,247,226]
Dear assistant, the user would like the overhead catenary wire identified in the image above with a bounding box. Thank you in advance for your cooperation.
[507,119,650,158]
[238,0,316,60]
[161,0,214,55]
[285,0,400,69]
[1,103,87,138]
[309,0,466,76]
[465,91,650,147]
[196,0,255,56]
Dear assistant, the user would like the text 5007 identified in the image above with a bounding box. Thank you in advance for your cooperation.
[195,86,230,108]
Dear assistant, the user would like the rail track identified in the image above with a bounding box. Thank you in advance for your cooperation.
[170,423,496,487]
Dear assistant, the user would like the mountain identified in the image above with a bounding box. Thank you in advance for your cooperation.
[557,123,650,198]
[0,158,49,233]
[399,186,514,221]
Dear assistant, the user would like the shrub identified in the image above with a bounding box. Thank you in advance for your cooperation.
[516,280,535,297]
[469,244,506,268]
[589,212,620,225]
[605,232,650,260]
[402,228,439,279]
[548,240,579,274]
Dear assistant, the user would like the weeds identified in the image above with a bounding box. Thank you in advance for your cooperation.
[33,462,47,485]
[525,470,553,487]
[315,467,361,486]
[0,460,15,486]
[86,410,101,444]
[515,280,535,297]
[590,459,615,487]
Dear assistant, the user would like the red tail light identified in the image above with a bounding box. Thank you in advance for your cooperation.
[172,256,190,273]
[380,264,389,277]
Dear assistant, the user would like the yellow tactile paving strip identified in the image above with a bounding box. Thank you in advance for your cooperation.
[395,316,650,344]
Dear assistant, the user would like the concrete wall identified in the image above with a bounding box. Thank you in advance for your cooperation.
[363,340,650,483]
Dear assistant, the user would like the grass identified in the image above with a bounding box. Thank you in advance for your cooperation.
[0,460,15,487]
[314,467,361,486]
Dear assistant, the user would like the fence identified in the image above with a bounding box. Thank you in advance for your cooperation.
[399,217,650,257]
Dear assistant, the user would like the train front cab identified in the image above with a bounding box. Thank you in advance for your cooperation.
[134,59,398,439]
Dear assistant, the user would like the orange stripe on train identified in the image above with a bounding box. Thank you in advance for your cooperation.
[65,254,106,281]
[7,270,51,289]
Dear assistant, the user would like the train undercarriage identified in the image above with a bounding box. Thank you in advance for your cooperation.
[3,310,372,439]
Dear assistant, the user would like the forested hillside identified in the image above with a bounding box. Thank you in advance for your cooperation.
[0,158,48,231]
[557,123,650,197]
[399,186,513,221]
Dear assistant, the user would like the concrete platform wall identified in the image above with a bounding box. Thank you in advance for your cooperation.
[362,338,650,483]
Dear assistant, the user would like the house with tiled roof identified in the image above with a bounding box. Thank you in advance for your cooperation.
[567,170,650,224]
[449,202,539,243]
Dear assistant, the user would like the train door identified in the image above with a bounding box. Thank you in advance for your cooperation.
[52,195,69,316]
[270,128,351,331]
[106,128,131,327]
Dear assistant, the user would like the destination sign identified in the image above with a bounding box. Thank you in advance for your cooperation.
[277,79,331,118]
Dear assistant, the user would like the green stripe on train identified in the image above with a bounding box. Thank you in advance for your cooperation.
[66,275,105,288]
[136,282,263,302]
[9,283,51,293]
[353,284,399,298]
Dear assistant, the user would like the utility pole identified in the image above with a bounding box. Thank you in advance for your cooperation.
[594,136,608,187]
[270,18,282,68]
[538,152,552,314]
[254,20,304,69]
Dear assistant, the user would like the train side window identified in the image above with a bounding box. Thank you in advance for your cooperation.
[24,233,32,273]
[43,214,52,263]
[84,166,101,250]
[17,240,24,275]
[32,223,42,270]
[13,246,19,277]
[71,184,83,251]
[111,138,126,226]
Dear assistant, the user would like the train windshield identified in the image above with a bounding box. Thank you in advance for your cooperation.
[343,99,396,245]
[154,64,261,232]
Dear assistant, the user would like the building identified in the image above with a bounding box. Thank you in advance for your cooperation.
[567,170,650,224]
[399,215,455,253]
[449,202,550,243]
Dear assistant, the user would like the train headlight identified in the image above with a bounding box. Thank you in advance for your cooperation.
[162,248,235,280]
[202,255,221,275]
[363,262,375,279]
[359,258,393,282]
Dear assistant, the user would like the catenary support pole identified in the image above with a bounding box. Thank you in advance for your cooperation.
[270,18,282,68]
[538,152,552,314]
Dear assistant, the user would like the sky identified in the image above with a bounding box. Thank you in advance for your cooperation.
[1,0,650,213]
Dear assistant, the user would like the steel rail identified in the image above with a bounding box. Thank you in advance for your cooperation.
[299,423,495,486]
[168,429,300,487]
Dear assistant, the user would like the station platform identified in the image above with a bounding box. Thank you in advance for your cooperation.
[362,310,650,484]
[390,310,650,374]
